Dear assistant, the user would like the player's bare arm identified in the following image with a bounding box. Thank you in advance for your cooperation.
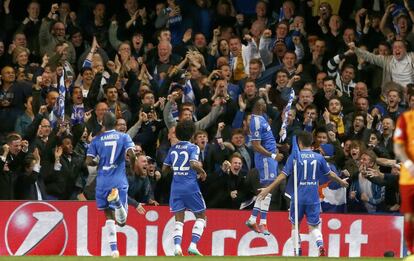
[251,140,277,159]
[190,160,207,181]
[257,172,287,200]
[85,155,97,166]
[327,171,349,187]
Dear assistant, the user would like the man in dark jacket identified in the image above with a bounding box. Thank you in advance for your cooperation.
[0,133,29,199]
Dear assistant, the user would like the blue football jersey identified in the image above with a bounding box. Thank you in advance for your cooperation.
[163,141,201,196]
[250,114,277,154]
[87,130,134,190]
[282,149,331,205]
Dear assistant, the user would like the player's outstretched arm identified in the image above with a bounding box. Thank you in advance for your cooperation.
[257,172,287,200]
[85,155,97,166]
[327,171,349,188]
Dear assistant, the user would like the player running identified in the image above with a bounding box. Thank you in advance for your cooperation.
[162,120,207,256]
[86,112,145,258]
[258,131,348,256]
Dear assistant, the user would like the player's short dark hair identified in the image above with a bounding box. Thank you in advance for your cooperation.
[297,131,313,147]
[251,96,265,109]
[103,112,117,130]
[176,120,195,141]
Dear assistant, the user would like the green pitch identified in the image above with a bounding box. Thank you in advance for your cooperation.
[0,257,400,261]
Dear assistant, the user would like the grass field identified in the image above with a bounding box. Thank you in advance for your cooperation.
[0,257,400,261]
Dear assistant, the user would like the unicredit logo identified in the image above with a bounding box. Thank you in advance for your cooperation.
[5,202,68,256]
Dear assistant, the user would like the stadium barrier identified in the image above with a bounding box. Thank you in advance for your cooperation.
[0,201,403,257]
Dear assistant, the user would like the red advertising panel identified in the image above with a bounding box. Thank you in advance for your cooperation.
[0,201,403,257]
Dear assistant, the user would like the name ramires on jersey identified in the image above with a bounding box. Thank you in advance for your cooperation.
[100,134,120,141]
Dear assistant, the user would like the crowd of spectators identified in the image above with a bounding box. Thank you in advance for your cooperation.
[0,0,410,214]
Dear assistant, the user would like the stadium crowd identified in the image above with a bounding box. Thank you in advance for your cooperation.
[0,0,409,214]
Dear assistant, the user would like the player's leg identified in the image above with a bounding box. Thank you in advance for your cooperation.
[289,201,305,256]
[306,203,325,256]
[107,187,128,226]
[104,210,120,258]
[400,185,414,255]
[170,194,185,256]
[246,162,264,233]
[258,157,277,235]
[187,192,207,256]
[96,188,120,258]
[246,196,261,232]
[173,211,185,256]
[258,192,271,235]
[405,213,414,255]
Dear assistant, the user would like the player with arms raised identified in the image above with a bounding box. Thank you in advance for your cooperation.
[162,120,207,256]
[258,131,348,256]
[86,112,145,258]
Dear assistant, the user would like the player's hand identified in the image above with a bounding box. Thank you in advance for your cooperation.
[230,190,238,199]
[197,170,207,181]
[275,153,284,162]
[339,177,349,188]
[136,203,146,215]
[257,187,270,200]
